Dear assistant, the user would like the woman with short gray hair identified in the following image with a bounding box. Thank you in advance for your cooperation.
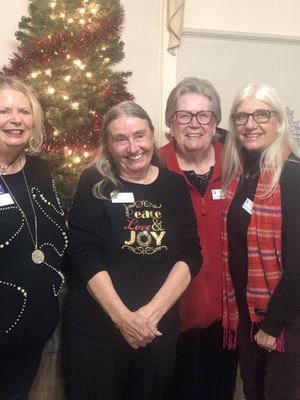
[161,77,238,400]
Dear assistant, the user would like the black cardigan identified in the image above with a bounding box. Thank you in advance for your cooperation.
[0,156,67,356]
[228,152,300,337]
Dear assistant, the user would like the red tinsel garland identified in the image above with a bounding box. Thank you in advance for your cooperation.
[2,8,124,77]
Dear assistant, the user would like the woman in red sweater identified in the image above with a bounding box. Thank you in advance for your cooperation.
[161,77,238,400]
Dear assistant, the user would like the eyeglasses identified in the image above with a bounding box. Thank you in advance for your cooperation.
[231,110,276,125]
[175,110,215,125]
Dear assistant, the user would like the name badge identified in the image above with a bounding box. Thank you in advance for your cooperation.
[111,192,135,203]
[242,198,253,215]
[211,189,222,200]
[0,193,14,207]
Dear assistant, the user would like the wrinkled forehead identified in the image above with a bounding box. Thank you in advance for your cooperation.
[109,115,152,130]
[177,92,214,111]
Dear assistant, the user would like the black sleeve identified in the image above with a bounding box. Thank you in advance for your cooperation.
[27,155,65,213]
[261,155,300,336]
[27,156,52,186]
[177,175,202,278]
[68,168,108,284]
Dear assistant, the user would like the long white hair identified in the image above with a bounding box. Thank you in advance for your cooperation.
[222,83,291,197]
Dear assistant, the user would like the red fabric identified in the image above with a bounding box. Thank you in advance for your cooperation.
[222,170,283,350]
[160,141,224,331]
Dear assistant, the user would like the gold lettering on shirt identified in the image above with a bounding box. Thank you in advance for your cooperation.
[122,200,167,255]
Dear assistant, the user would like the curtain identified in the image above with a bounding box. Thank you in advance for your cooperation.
[167,0,185,55]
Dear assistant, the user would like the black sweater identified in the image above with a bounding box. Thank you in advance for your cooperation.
[228,152,300,337]
[64,166,201,338]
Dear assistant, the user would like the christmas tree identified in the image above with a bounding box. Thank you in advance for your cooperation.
[2,0,133,208]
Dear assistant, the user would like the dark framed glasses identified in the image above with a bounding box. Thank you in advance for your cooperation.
[231,110,276,125]
[175,110,215,125]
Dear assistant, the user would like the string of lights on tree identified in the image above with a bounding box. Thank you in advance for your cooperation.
[2,0,133,208]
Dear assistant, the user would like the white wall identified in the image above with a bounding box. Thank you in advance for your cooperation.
[118,0,166,139]
[118,0,176,142]
[184,0,300,36]
[0,0,28,68]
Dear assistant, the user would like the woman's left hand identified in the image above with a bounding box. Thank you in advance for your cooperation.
[135,305,162,337]
[254,329,277,352]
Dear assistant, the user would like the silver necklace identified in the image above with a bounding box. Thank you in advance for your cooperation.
[0,167,45,264]
[0,153,20,175]
[244,170,260,180]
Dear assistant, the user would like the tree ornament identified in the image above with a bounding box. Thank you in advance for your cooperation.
[2,0,134,210]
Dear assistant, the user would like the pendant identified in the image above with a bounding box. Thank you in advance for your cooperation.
[32,249,45,264]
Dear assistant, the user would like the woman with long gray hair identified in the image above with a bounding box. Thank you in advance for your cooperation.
[63,101,201,400]
[222,83,300,399]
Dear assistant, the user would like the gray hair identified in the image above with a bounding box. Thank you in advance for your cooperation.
[0,76,44,153]
[93,101,160,199]
[222,82,291,197]
[165,77,222,130]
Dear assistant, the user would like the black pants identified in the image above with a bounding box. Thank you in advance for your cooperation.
[165,322,238,400]
[0,347,42,400]
[63,329,177,400]
[237,309,300,400]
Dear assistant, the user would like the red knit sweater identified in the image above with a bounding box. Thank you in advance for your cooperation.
[160,140,224,331]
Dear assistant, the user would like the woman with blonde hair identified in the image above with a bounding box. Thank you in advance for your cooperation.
[222,82,300,399]
[0,76,67,399]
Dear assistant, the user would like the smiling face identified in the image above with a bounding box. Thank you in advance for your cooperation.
[234,97,280,151]
[107,114,155,179]
[169,93,217,156]
[0,88,33,153]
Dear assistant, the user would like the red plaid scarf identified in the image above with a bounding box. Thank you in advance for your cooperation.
[222,170,283,350]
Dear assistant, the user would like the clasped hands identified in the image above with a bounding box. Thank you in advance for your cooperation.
[116,305,162,349]
[254,329,277,353]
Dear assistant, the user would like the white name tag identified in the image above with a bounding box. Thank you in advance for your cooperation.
[111,192,135,203]
[211,189,222,200]
[242,198,253,215]
[0,193,14,207]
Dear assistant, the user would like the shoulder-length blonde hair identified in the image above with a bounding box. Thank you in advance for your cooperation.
[222,83,290,197]
[0,76,44,153]
[92,101,160,200]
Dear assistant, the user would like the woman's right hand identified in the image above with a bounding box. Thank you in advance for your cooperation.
[87,271,161,349]
[116,310,159,349]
